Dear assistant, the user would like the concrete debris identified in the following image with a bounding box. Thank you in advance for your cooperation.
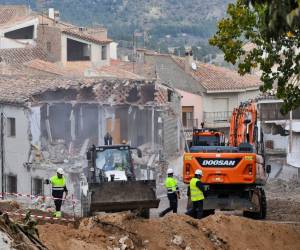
[171,235,186,248]
[119,235,134,250]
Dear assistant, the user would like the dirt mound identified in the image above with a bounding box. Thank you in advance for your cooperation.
[38,213,300,250]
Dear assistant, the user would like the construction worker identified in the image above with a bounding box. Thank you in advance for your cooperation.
[159,168,180,217]
[186,169,205,219]
[48,168,68,218]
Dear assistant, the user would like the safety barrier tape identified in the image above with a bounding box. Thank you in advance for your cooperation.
[0,192,79,203]
[4,211,75,222]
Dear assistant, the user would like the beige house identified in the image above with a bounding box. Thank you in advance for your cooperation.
[136,50,261,137]
[0,5,113,70]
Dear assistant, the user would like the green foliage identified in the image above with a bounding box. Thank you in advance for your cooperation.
[243,0,300,40]
[210,0,300,113]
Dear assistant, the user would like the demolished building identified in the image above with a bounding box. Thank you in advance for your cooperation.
[0,76,181,201]
[257,95,300,177]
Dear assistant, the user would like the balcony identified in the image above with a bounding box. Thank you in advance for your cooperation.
[204,111,232,127]
[183,118,198,130]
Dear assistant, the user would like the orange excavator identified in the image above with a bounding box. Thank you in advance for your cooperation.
[183,102,271,219]
[189,122,225,147]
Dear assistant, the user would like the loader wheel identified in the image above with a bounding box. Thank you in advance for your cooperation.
[81,192,92,217]
[243,188,267,220]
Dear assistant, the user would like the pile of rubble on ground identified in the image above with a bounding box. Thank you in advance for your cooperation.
[266,177,300,194]
[266,177,300,201]
[37,212,300,250]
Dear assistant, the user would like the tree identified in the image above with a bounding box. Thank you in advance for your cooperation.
[209,0,300,113]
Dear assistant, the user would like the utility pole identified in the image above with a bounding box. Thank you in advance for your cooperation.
[1,112,4,200]
[289,110,293,154]
[132,33,135,73]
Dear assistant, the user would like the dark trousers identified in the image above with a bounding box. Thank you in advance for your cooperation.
[52,192,63,212]
[159,193,178,217]
[186,200,203,219]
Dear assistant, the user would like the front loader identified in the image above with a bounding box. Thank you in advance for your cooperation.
[81,144,160,218]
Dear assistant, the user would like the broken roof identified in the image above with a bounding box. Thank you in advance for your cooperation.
[0,76,168,106]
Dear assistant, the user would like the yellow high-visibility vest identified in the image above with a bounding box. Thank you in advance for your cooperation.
[50,176,66,191]
[190,177,204,201]
[165,177,177,193]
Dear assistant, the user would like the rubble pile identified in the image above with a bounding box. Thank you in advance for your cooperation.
[266,178,300,195]
[266,177,300,222]
[37,212,300,250]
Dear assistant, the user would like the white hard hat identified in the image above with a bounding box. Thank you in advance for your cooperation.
[167,168,174,174]
[195,169,203,176]
[57,168,64,175]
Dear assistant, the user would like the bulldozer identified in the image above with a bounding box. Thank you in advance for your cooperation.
[81,144,160,218]
[183,102,271,219]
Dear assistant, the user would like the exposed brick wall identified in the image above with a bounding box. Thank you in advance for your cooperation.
[37,25,61,62]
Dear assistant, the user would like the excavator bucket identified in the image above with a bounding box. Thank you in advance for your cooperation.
[88,180,160,213]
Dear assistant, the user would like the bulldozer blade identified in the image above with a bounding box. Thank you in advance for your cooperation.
[89,180,160,212]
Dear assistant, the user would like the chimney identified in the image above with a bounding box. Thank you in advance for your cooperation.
[48,8,55,19]
[185,50,194,72]
[54,10,60,22]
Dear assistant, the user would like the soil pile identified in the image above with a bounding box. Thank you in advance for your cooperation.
[38,212,300,250]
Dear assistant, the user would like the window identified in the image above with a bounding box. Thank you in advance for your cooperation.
[182,106,194,128]
[46,41,52,52]
[7,118,16,137]
[32,178,44,196]
[6,175,17,193]
[101,45,107,60]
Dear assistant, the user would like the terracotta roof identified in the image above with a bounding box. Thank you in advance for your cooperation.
[24,59,72,76]
[0,76,167,106]
[0,47,48,65]
[24,59,145,79]
[171,56,261,92]
[0,5,35,29]
[62,29,112,45]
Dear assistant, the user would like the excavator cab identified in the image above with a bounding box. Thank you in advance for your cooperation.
[191,128,225,147]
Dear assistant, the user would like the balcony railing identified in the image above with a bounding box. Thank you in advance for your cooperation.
[204,111,232,125]
[183,118,198,129]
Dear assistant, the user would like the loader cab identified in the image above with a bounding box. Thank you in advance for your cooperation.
[87,145,138,183]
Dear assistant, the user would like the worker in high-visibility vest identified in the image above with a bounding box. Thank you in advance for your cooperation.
[187,169,205,219]
[159,168,180,217]
[47,168,68,218]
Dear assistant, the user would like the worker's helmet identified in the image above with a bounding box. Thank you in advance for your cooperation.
[167,168,174,175]
[57,168,64,175]
[195,169,203,176]
[122,140,127,144]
